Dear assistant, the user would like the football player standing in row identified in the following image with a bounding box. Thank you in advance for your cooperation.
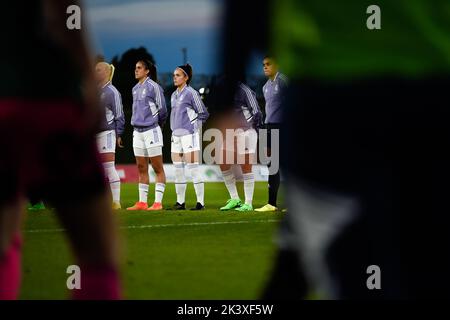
[127,60,168,211]
[95,62,125,210]
[217,77,263,212]
[170,64,209,210]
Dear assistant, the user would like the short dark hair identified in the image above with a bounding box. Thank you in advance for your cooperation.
[263,55,276,62]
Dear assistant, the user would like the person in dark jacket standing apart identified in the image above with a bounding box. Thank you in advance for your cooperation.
[255,56,288,212]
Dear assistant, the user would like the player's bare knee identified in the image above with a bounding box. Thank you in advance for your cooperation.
[137,162,147,173]
[241,164,252,174]
[220,164,231,171]
[171,153,182,163]
[152,164,163,175]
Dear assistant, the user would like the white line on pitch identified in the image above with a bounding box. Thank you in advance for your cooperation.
[24,219,280,234]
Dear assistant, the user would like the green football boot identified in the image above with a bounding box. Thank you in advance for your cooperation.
[220,198,242,211]
[28,201,46,211]
[235,203,253,212]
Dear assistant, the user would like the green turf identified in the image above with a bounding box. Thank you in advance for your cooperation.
[20,182,285,299]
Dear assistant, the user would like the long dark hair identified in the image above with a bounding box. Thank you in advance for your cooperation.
[138,59,158,82]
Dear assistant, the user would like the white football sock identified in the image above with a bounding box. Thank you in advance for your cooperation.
[174,162,187,204]
[243,172,255,205]
[103,161,121,202]
[187,163,204,205]
[222,169,239,200]
[138,183,149,203]
[155,183,165,203]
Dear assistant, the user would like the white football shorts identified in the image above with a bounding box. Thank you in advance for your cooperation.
[133,126,163,158]
[171,131,201,154]
[96,130,116,154]
[222,128,258,155]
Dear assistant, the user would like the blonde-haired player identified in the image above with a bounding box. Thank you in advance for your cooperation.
[95,62,125,209]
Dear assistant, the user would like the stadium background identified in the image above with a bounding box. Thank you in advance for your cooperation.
[107,48,268,166]
[20,0,286,300]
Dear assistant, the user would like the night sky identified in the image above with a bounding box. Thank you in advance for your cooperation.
[85,0,222,74]
[85,0,264,76]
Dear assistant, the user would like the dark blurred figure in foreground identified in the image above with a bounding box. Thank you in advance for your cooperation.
[220,0,450,298]
[0,1,121,299]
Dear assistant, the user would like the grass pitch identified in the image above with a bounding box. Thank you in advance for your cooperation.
[20,182,285,299]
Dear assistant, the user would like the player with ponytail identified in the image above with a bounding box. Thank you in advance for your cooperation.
[170,64,209,210]
[127,59,168,211]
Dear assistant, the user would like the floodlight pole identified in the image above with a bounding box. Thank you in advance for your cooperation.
[182,47,187,65]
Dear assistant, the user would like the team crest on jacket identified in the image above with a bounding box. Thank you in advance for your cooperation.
[142,88,146,97]
[275,85,279,92]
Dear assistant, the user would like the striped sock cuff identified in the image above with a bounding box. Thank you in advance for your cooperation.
[173,162,185,169]
[138,183,149,190]
[222,169,233,177]
[186,163,199,170]
[243,173,254,181]
[102,161,115,170]
[155,183,165,192]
